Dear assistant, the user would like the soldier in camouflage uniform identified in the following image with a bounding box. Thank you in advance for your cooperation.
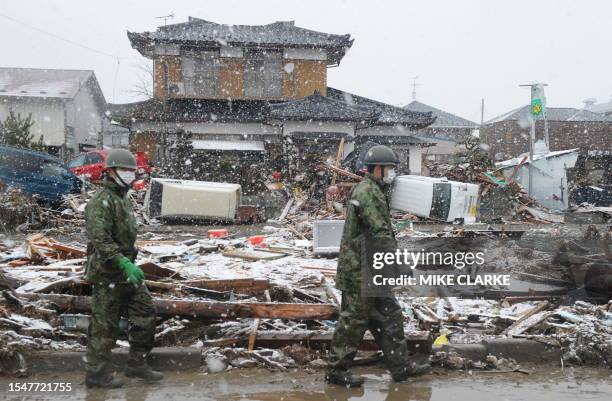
[326,145,430,387]
[84,149,163,388]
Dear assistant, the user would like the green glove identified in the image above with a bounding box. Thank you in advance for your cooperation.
[118,257,145,286]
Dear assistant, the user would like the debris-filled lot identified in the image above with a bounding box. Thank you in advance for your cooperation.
[0,178,610,377]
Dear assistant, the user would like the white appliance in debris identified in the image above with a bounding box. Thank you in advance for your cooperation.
[313,220,345,255]
[390,175,480,223]
[144,178,241,221]
[496,147,579,210]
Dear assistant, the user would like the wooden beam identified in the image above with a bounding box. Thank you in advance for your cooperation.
[182,278,270,294]
[503,301,550,336]
[17,293,338,320]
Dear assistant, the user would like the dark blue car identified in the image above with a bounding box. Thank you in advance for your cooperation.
[0,145,81,204]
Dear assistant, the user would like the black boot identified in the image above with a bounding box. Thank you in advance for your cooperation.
[326,369,364,388]
[125,363,164,382]
[85,374,125,389]
[391,361,431,382]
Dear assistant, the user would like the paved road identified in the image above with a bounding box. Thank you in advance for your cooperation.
[1,366,611,401]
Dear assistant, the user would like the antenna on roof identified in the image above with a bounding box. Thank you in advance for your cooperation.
[410,76,419,100]
[156,13,175,26]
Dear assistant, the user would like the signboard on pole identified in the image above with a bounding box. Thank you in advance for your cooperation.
[531,84,546,118]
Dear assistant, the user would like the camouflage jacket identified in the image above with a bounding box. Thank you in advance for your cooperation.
[84,179,138,284]
[335,174,397,292]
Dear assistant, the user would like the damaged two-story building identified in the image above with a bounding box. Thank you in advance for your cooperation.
[110,17,435,189]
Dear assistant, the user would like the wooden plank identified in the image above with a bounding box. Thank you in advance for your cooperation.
[17,293,338,320]
[139,261,185,280]
[222,249,288,261]
[48,243,87,258]
[317,163,362,180]
[331,137,345,186]
[182,278,269,293]
[247,318,261,351]
[504,302,552,336]
[218,58,244,98]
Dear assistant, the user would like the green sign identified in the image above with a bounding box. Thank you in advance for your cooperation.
[531,98,543,117]
[531,84,546,117]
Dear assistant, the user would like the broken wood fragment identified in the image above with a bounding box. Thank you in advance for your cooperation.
[16,293,338,320]
[139,261,185,280]
[247,318,261,352]
[504,303,553,337]
[183,278,269,294]
[222,249,288,261]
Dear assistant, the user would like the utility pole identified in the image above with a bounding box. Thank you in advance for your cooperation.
[480,98,485,126]
[410,76,419,101]
[519,82,548,196]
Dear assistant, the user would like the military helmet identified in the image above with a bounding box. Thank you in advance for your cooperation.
[363,145,399,166]
[106,149,137,170]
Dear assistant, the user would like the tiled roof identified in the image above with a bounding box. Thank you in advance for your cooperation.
[403,100,478,128]
[0,68,95,99]
[110,90,436,129]
[269,91,378,122]
[326,88,436,128]
[128,17,353,64]
[486,105,612,124]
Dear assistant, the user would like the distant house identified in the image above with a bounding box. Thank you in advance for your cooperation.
[101,118,130,149]
[110,17,435,185]
[585,97,612,116]
[482,105,612,185]
[403,100,478,162]
[481,105,612,159]
[0,68,107,158]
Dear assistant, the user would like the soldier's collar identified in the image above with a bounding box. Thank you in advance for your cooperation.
[103,178,129,196]
[365,173,386,188]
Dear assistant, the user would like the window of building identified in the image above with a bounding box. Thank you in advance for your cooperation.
[111,134,129,147]
[182,50,219,97]
[244,49,282,98]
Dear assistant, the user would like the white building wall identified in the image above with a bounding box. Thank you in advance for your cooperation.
[357,125,423,175]
[67,85,103,151]
[131,121,282,138]
[500,152,579,210]
[0,97,65,146]
[282,121,355,137]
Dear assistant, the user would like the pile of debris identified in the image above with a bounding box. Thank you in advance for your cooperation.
[1,215,610,376]
[0,186,43,232]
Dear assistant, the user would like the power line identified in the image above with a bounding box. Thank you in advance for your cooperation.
[0,11,124,61]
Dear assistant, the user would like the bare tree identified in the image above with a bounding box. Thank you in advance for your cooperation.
[126,59,154,99]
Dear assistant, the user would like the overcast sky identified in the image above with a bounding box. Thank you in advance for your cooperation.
[1,0,610,122]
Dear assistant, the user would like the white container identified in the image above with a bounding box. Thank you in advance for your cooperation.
[313,220,345,255]
[390,175,479,223]
[145,178,241,221]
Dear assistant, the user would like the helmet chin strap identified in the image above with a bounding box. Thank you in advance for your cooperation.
[111,168,129,187]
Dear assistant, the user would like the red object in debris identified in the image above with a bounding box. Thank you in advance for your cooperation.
[249,235,266,246]
[208,229,229,239]
[272,171,282,182]
[132,179,149,192]
[67,149,152,182]
[326,185,340,201]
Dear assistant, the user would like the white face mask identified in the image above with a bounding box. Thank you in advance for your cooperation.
[116,170,136,187]
[383,168,397,184]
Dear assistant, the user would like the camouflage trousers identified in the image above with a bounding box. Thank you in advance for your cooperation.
[86,283,156,377]
[329,290,408,375]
